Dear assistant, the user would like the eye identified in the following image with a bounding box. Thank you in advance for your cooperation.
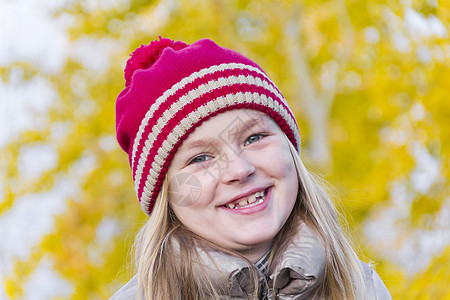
[188,154,212,165]
[244,134,264,146]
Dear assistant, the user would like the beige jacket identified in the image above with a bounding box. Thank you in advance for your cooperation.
[110,222,391,299]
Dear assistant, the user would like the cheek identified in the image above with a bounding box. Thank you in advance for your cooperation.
[272,145,297,179]
[168,170,213,208]
[273,144,299,201]
[169,178,216,225]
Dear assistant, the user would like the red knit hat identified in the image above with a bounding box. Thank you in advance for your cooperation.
[116,37,300,215]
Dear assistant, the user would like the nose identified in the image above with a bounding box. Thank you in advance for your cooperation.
[221,151,255,184]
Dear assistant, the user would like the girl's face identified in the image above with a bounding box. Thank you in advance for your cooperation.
[167,109,298,261]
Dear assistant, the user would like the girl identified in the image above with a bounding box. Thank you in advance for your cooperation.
[112,37,391,299]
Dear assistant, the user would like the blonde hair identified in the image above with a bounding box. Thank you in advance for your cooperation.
[132,137,364,299]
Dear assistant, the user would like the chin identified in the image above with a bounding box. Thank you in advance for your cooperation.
[235,228,279,246]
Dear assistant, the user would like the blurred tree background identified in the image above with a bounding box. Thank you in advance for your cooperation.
[1,0,449,299]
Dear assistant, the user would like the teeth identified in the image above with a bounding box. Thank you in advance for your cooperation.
[239,200,248,206]
[225,189,267,209]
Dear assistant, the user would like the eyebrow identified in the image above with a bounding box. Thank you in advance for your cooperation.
[241,118,260,131]
[180,116,265,151]
[180,137,220,151]
[224,118,262,140]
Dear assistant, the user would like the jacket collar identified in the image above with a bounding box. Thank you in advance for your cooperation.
[197,221,326,298]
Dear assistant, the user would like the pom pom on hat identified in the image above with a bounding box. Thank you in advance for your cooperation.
[124,37,188,87]
[116,37,301,215]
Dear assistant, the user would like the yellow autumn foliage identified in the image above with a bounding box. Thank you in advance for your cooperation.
[1,0,449,298]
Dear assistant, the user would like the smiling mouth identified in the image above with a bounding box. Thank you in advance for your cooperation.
[224,189,268,209]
